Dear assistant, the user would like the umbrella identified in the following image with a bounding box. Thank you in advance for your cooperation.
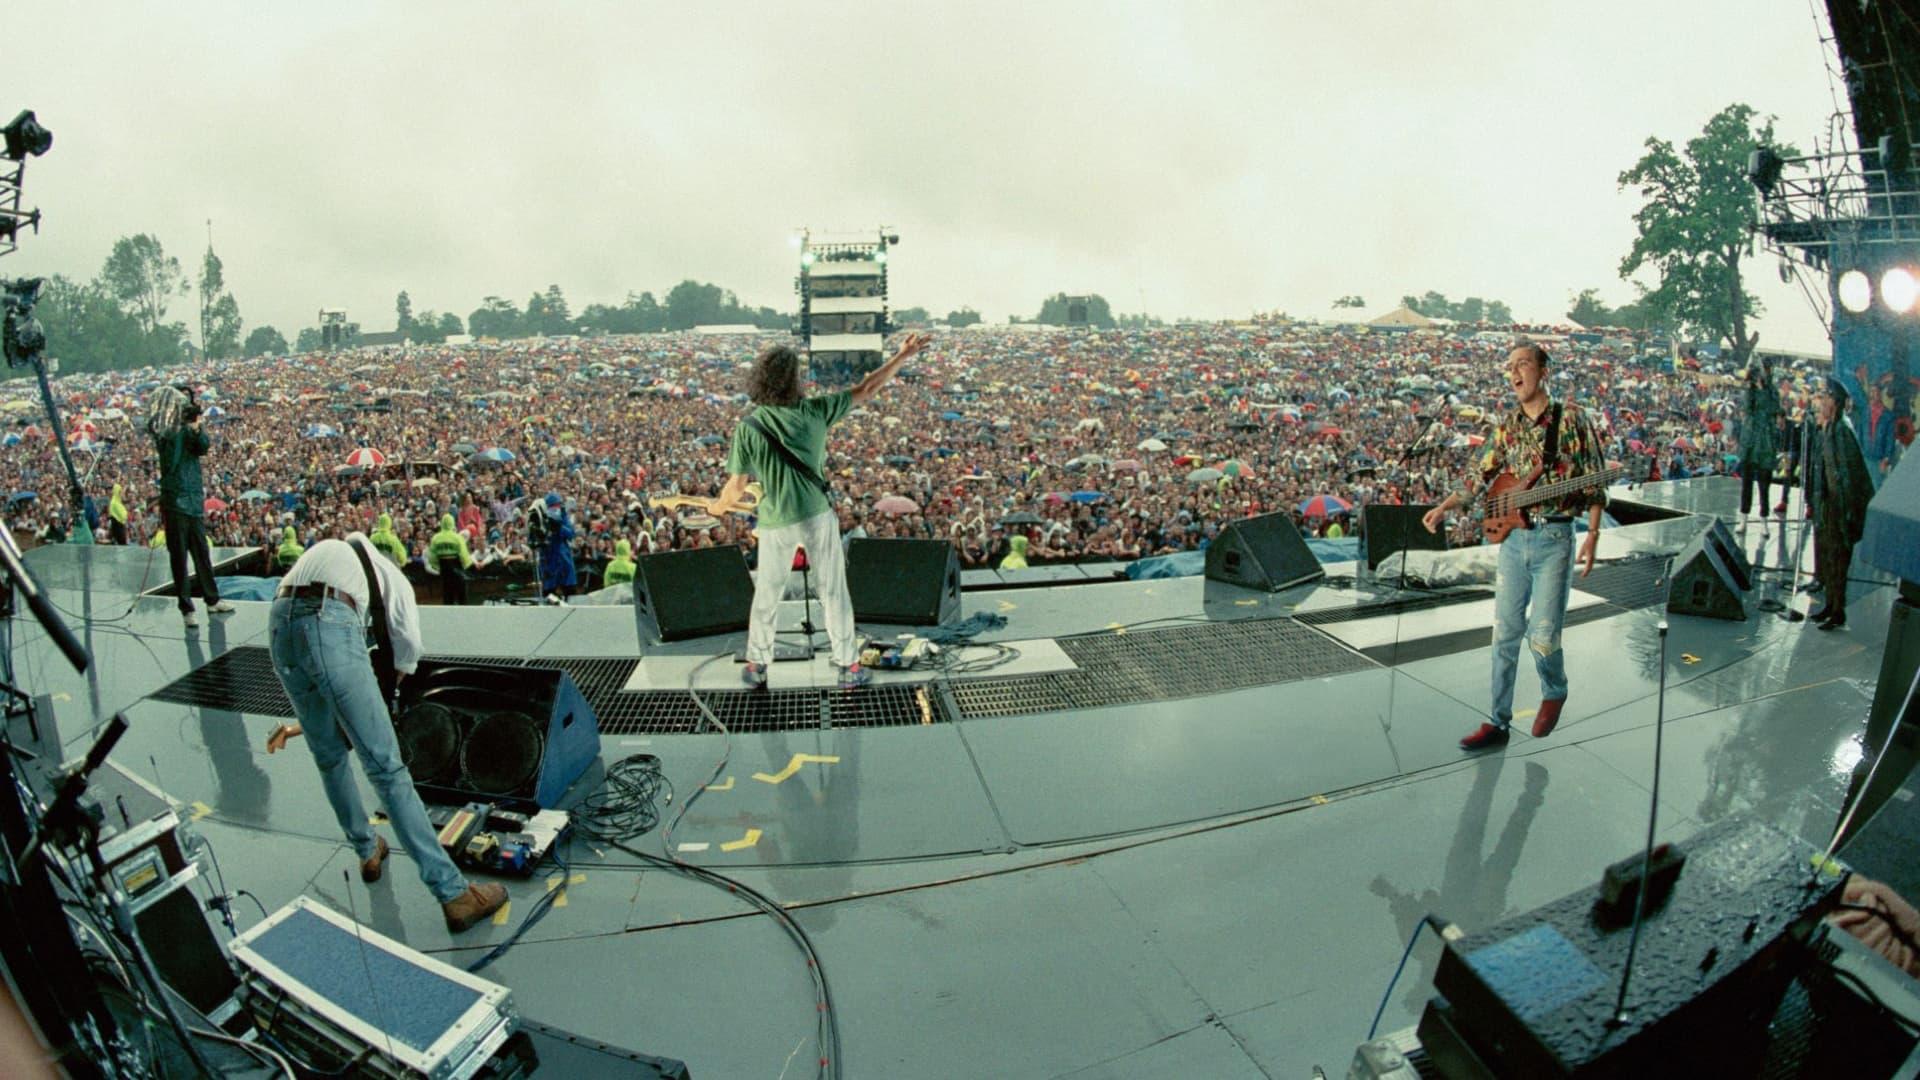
[940,411,964,421]
[0,434,21,447]
[238,489,271,501]
[6,491,35,505]
[883,455,914,467]
[1075,418,1104,432]
[1626,438,1647,453]
[1136,437,1168,452]
[1186,467,1224,483]
[1671,437,1698,451]
[1110,459,1143,473]
[345,447,387,468]
[1299,494,1351,518]
[203,405,227,419]
[471,448,516,463]
[203,497,229,513]
[1215,459,1251,477]
[873,495,920,515]
[303,423,340,439]
[450,441,478,455]
[412,477,440,488]
[695,434,725,446]
[1229,420,1261,432]
[999,513,1046,529]
[1068,491,1105,503]
[333,464,365,477]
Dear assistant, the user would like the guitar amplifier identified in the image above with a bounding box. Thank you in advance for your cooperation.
[230,896,518,1079]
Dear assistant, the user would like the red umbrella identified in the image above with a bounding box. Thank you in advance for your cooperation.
[1299,494,1351,518]
[203,497,229,513]
[345,447,387,468]
[873,495,920,515]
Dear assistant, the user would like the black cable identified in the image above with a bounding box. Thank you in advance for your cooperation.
[465,841,571,976]
[235,889,271,923]
[1367,914,1454,1039]
[1822,964,1920,1035]
[572,754,668,842]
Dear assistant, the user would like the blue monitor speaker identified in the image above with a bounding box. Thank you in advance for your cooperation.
[396,662,600,810]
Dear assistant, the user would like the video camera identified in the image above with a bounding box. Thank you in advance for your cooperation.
[178,384,202,425]
[1,276,46,369]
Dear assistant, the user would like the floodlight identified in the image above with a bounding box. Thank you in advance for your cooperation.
[1837,269,1873,314]
[1881,267,1918,313]
[801,252,816,267]
[1,111,51,161]
[874,251,887,264]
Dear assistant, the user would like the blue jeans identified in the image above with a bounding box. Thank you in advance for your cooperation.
[268,597,466,903]
[1489,522,1573,730]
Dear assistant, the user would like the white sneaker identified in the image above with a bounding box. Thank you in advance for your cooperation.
[209,601,236,615]
[182,610,200,628]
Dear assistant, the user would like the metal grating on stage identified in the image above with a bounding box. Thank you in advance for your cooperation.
[148,648,952,735]
[948,616,1377,718]
[1572,555,1674,611]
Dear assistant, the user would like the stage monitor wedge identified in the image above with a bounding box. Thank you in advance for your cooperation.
[632,544,754,643]
[396,662,601,810]
[1205,512,1325,592]
[847,538,961,625]
[1667,525,1748,621]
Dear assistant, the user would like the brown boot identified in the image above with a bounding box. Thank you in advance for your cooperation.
[360,836,389,883]
[443,883,508,933]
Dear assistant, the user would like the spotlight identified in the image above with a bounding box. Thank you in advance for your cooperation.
[1838,269,1873,314]
[874,251,887,264]
[1881,267,1918,314]
[1746,146,1784,198]
[1,111,52,161]
[801,252,815,267]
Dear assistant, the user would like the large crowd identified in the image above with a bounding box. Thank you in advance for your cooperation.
[0,321,1840,589]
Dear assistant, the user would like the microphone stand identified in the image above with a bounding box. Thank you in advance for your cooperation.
[1608,557,1677,1028]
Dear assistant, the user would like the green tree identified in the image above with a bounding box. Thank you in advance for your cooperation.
[395,290,414,337]
[892,306,931,326]
[1332,295,1367,309]
[946,307,982,327]
[243,325,289,356]
[1485,300,1514,324]
[34,274,147,376]
[295,326,323,352]
[467,296,522,339]
[100,233,184,339]
[197,244,242,361]
[664,280,726,330]
[1618,103,1795,367]
[538,284,572,335]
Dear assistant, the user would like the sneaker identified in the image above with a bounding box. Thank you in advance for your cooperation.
[1531,698,1566,739]
[360,836,389,883]
[208,601,236,615]
[182,610,199,628]
[837,663,871,690]
[1459,723,1510,752]
[443,882,508,933]
[741,662,768,690]
[1816,614,1846,632]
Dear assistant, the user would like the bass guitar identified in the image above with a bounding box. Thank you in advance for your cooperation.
[1482,465,1628,543]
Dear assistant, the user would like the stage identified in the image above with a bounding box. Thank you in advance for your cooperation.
[7,477,1899,1077]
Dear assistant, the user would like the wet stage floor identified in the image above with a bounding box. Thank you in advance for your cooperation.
[8,478,1903,1077]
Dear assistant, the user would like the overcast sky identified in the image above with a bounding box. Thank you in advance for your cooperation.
[10,2,1846,351]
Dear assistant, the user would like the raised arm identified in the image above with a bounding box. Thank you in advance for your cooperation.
[850,332,931,405]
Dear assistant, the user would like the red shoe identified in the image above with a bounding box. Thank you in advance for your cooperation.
[1532,698,1566,738]
[1460,723,1510,752]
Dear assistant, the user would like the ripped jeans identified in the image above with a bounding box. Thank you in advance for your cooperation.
[1488,521,1573,730]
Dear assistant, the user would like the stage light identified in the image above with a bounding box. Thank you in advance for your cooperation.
[1746,146,1784,198]
[801,252,815,267]
[1881,267,1918,313]
[874,251,887,264]
[788,234,802,248]
[1,111,52,161]
[1838,269,1873,314]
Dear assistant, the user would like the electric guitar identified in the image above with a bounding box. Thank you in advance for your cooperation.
[647,483,761,518]
[1481,459,1647,543]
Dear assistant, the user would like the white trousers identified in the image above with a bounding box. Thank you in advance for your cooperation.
[747,509,858,668]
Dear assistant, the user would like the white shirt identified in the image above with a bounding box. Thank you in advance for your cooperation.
[280,535,426,674]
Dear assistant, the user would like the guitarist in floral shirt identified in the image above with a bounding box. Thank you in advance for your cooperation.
[1423,343,1608,752]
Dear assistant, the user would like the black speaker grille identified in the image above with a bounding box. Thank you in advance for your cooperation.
[396,703,460,785]
[461,711,545,794]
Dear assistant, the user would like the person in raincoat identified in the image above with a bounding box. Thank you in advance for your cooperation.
[107,483,129,545]
[1738,357,1782,523]
[275,525,305,569]
[999,533,1030,569]
[536,494,576,599]
[427,513,474,605]
[603,537,636,589]
[369,512,408,566]
[1804,377,1874,630]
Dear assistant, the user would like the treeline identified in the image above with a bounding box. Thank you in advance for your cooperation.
[1400,291,1515,325]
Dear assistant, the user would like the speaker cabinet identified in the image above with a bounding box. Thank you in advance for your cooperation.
[1363,503,1447,571]
[396,663,601,809]
[1667,525,1748,621]
[1205,512,1325,592]
[632,544,754,643]
[847,538,961,625]
[1703,519,1753,590]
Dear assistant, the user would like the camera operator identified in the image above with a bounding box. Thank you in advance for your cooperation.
[146,386,233,627]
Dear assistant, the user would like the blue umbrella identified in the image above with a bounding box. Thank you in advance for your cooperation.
[303,423,340,439]
[7,491,35,505]
[940,411,963,421]
[1068,491,1105,503]
[0,433,19,447]
[695,434,725,446]
[471,447,516,463]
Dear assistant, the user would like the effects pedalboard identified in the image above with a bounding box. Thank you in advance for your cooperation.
[429,804,570,878]
[863,634,936,670]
